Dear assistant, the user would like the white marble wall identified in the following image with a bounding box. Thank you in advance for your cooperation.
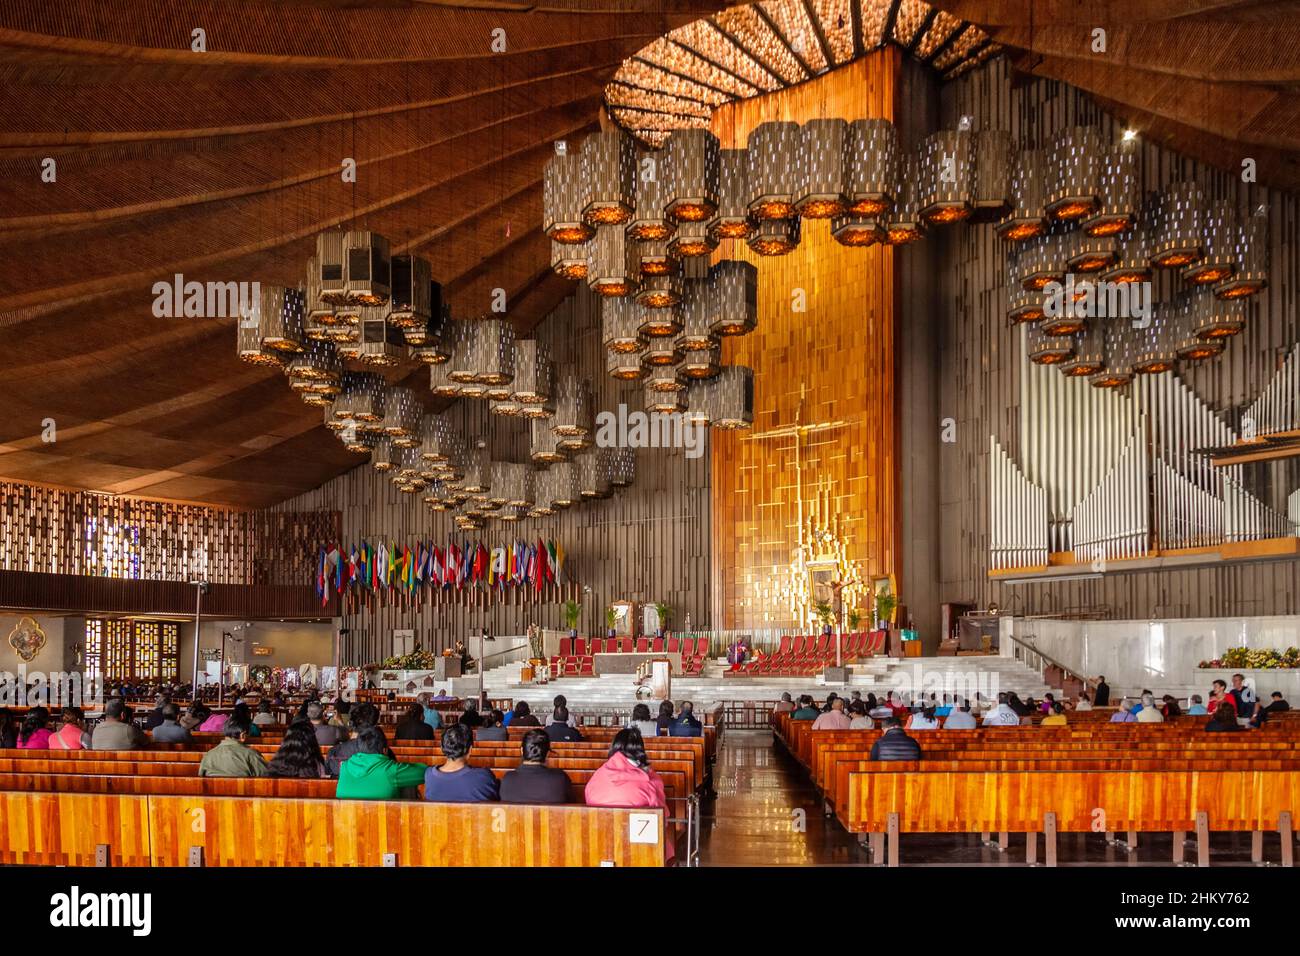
[1002,615,1300,697]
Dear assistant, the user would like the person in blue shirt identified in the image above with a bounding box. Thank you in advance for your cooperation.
[1186,694,1207,716]
[417,692,443,731]
[424,723,499,803]
[668,700,703,737]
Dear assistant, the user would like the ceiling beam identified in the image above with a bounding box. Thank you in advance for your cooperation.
[881,0,904,47]
[752,3,816,80]
[631,53,734,100]
[799,0,837,69]
[664,36,761,97]
[850,0,866,58]
[906,8,942,55]
[926,20,969,64]
[703,18,786,89]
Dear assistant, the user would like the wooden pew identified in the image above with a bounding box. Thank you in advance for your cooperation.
[0,790,666,867]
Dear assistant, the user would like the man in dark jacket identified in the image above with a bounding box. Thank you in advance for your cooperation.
[870,717,922,761]
[668,700,703,737]
[544,707,584,742]
[1093,676,1110,707]
[499,730,572,804]
[325,703,392,777]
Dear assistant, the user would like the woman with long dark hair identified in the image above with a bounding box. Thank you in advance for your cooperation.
[584,728,666,808]
[266,719,327,778]
[231,702,260,736]
[17,705,52,749]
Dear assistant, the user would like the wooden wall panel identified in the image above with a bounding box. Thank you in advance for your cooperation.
[271,284,711,665]
[708,52,900,631]
[932,57,1300,619]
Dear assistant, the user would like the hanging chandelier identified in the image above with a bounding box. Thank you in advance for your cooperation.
[747,121,800,220]
[1045,126,1103,222]
[663,128,720,223]
[543,149,594,243]
[795,119,849,219]
[844,119,897,217]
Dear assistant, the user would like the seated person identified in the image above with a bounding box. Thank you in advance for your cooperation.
[395,702,436,742]
[668,700,703,737]
[50,707,90,750]
[1040,702,1068,727]
[773,692,795,714]
[790,695,820,720]
[867,695,893,720]
[585,729,667,811]
[336,726,427,798]
[308,702,343,746]
[1074,691,1093,712]
[329,700,352,732]
[1109,700,1137,723]
[1263,691,1290,714]
[17,706,52,749]
[655,700,676,734]
[267,719,327,778]
[198,716,267,777]
[423,723,498,803]
[543,696,573,728]
[905,704,940,730]
[91,699,147,750]
[251,702,276,728]
[1136,693,1164,723]
[150,703,194,744]
[417,693,443,731]
[499,730,572,805]
[812,698,851,730]
[870,717,921,761]
[325,703,391,777]
[628,703,659,738]
[475,710,509,742]
[1161,695,1182,719]
[545,707,584,742]
[982,693,1021,726]
[1205,706,1246,733]
[1186,694,1208,716]
[943,699,977,729]
[180,701,210,732]
[457,699,484,730]
[511,700,541,727]
[1206,680,1235,716]
[847,700,874,730]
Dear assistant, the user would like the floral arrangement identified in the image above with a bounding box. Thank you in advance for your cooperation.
[1199,646,1300,670]
[373,649,443,670]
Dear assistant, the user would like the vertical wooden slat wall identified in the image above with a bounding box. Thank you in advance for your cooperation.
[708,51,901,631]
[269,284,711,664]
[934,57,1300,619]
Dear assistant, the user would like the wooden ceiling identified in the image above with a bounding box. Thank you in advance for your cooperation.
[0,0,1295,509]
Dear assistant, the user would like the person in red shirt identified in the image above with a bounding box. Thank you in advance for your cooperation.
[1206,680,1235,716]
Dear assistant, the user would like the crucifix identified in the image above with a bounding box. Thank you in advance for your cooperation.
[745,383,849,629]
[744,382,849,562]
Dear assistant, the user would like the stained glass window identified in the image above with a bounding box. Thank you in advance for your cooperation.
[84,618,181,683]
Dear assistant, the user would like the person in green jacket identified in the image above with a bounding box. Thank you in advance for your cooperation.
[335,726,428,800]
[198,716,268,777]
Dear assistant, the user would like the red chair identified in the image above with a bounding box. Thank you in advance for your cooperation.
[573,638,587,656]
[635,637,649,653]
[558,637,572,657]
[651,636,664,652]
[667,636,680,654]
[695,636,709,657]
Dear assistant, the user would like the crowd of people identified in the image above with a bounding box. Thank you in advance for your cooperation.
[774,675,1292,759]
[0,688,713,823]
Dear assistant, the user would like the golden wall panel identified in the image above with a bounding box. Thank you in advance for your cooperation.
[709,52,900,629]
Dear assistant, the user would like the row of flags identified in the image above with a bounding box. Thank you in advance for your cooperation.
[315,539,565,605]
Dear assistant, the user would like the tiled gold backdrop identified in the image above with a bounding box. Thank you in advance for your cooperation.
[709,51,900,629]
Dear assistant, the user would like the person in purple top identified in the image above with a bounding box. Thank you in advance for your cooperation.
[424,723,498,803]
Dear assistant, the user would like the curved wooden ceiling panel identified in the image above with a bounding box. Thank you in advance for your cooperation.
[0,0,1294,508]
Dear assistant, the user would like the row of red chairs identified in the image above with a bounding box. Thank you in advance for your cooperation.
[734,631,886,676]
[550,636,712,678]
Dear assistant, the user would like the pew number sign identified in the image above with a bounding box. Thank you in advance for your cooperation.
[628,812,659,844]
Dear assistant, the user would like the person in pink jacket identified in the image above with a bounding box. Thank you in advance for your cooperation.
[17,706,52,749]
[584,728,673,862]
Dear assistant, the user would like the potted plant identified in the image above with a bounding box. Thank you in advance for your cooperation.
[813,600,834,635]
[562,599,581,638]
[653,602,672,637]
[875,590,897,631]
[847,607,862,632]
[604,606,617,638]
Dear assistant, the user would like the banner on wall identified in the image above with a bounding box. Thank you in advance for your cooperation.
[312,537,567,607]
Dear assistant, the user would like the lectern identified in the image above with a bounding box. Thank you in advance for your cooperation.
[648,658,672,700]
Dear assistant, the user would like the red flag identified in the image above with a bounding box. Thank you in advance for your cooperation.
[535,538,548,592]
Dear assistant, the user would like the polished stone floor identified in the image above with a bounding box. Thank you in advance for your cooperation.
[696,731,1279,867]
